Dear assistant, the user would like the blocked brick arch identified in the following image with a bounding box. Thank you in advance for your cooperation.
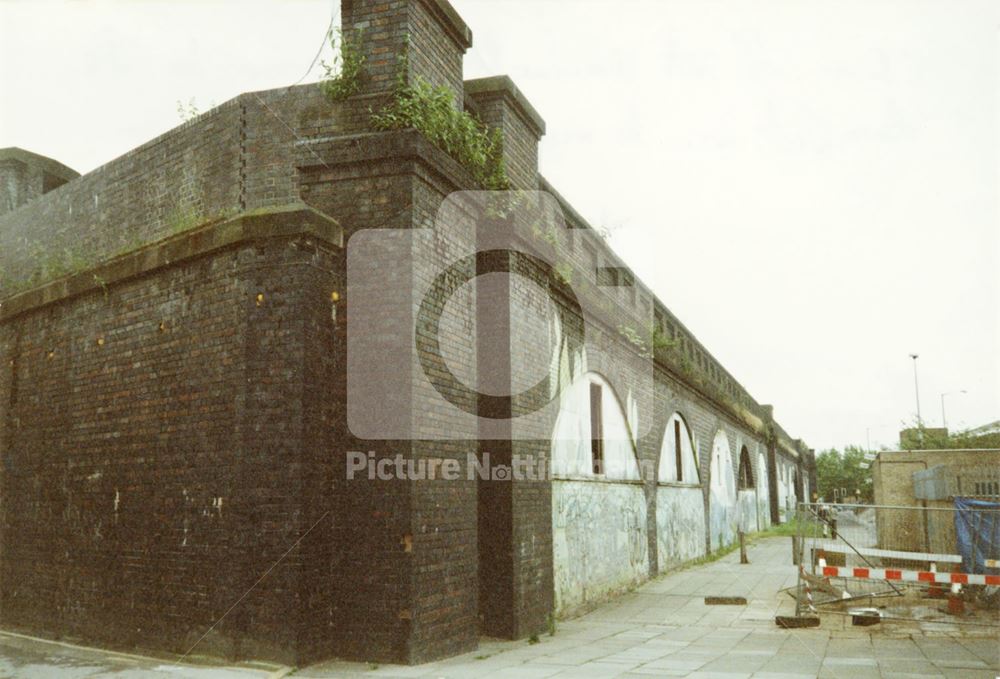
[550,372,646,615]
[655,413,706,569]
[709,430,738,551]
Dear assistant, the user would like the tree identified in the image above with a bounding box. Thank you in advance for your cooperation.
[899,417,1000,451]
[816,446,873,503]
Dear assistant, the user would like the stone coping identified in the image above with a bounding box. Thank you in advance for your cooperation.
[0,204,341,322]
[464,75,546,137]
[0,146,80,182]
[420,0,473,51]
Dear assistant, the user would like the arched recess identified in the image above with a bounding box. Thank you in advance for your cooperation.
[551,372,640,481]
[551,372,647,615]
[756,451,771,530]
[708,430,737,551]
[735,445,759,534]
[737,447,754,489]
[655,413,706,569]
[657,413,700,484]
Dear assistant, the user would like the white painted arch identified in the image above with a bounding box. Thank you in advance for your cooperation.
[709,429,737,550]
[657,412,700,484]
[550,371,640,481]
[655,412,706,568]
[551,371,647,614]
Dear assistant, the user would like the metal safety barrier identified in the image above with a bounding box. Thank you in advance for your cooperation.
[788,501,1000,628]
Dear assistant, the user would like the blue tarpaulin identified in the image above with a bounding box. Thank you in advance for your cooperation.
[953,497,1000,576]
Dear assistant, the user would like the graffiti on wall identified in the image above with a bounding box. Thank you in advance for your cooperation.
[550,371,646,615]
[709,430,737,550]
[655,413,705,567]
[552,480,647,614]
[655,487,705,568]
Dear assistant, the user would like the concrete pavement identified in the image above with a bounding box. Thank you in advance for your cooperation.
[298,536,999,679]
[2,536,997,678]
[0,631,286,679]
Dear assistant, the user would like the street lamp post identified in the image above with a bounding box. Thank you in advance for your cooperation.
[909,354,922,430]
[940,390,966,430]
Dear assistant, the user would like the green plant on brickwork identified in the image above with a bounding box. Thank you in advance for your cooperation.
[554,261,574,286]
[93,273,109,298]
[0,243,90,297]
[531,222,560,248]
[760,421,777,445]
[176,98,200,122]
[617,324,650,357]
[0,206,240,302]
[29,246,89,285]
[166,205,203,236]
[371,48,510,190]
[651,326,677,352]
[320,27,366,102]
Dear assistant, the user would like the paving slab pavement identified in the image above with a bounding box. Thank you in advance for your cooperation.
[297,536,999,679]
[0,631,285,679]
[1,536,995,678]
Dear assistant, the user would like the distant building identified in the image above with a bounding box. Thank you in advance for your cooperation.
[872,448,1000,558]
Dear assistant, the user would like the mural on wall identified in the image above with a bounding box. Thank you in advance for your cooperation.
[756,451,771,531]
[551,372,646,615]
[655,413,706,569]
[709,430,737,551]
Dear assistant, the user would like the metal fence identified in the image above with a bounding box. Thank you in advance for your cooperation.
[792,501,1000,628]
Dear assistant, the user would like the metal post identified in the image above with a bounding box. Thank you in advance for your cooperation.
[940,390,966,430]
[909,354,922,430]
[739,531,748,564]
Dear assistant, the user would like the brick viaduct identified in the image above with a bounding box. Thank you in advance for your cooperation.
[0,0,816,667]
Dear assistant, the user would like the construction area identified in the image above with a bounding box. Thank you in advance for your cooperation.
[790,498,999,635]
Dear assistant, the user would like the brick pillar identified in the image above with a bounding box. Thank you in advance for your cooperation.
[465,76,546,190]
[342,0,472,100]
[761,405,781,525]
[0,147,78,216]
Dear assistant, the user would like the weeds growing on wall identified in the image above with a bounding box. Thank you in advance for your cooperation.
[0,206,236,300]
[371,49,510,190]
[320,28,366,101]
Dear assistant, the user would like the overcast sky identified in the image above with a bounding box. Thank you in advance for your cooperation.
[1,0,997,451]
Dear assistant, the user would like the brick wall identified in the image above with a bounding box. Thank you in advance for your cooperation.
[0,213,343,664]
[342,0,471,102]
[465,77,545,191]
[0,0,814,667]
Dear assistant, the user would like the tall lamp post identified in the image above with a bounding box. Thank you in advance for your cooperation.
[940,390,966,430]
[909,354,922,429]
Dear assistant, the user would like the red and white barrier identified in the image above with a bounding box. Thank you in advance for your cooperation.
[819,563,1000,587]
